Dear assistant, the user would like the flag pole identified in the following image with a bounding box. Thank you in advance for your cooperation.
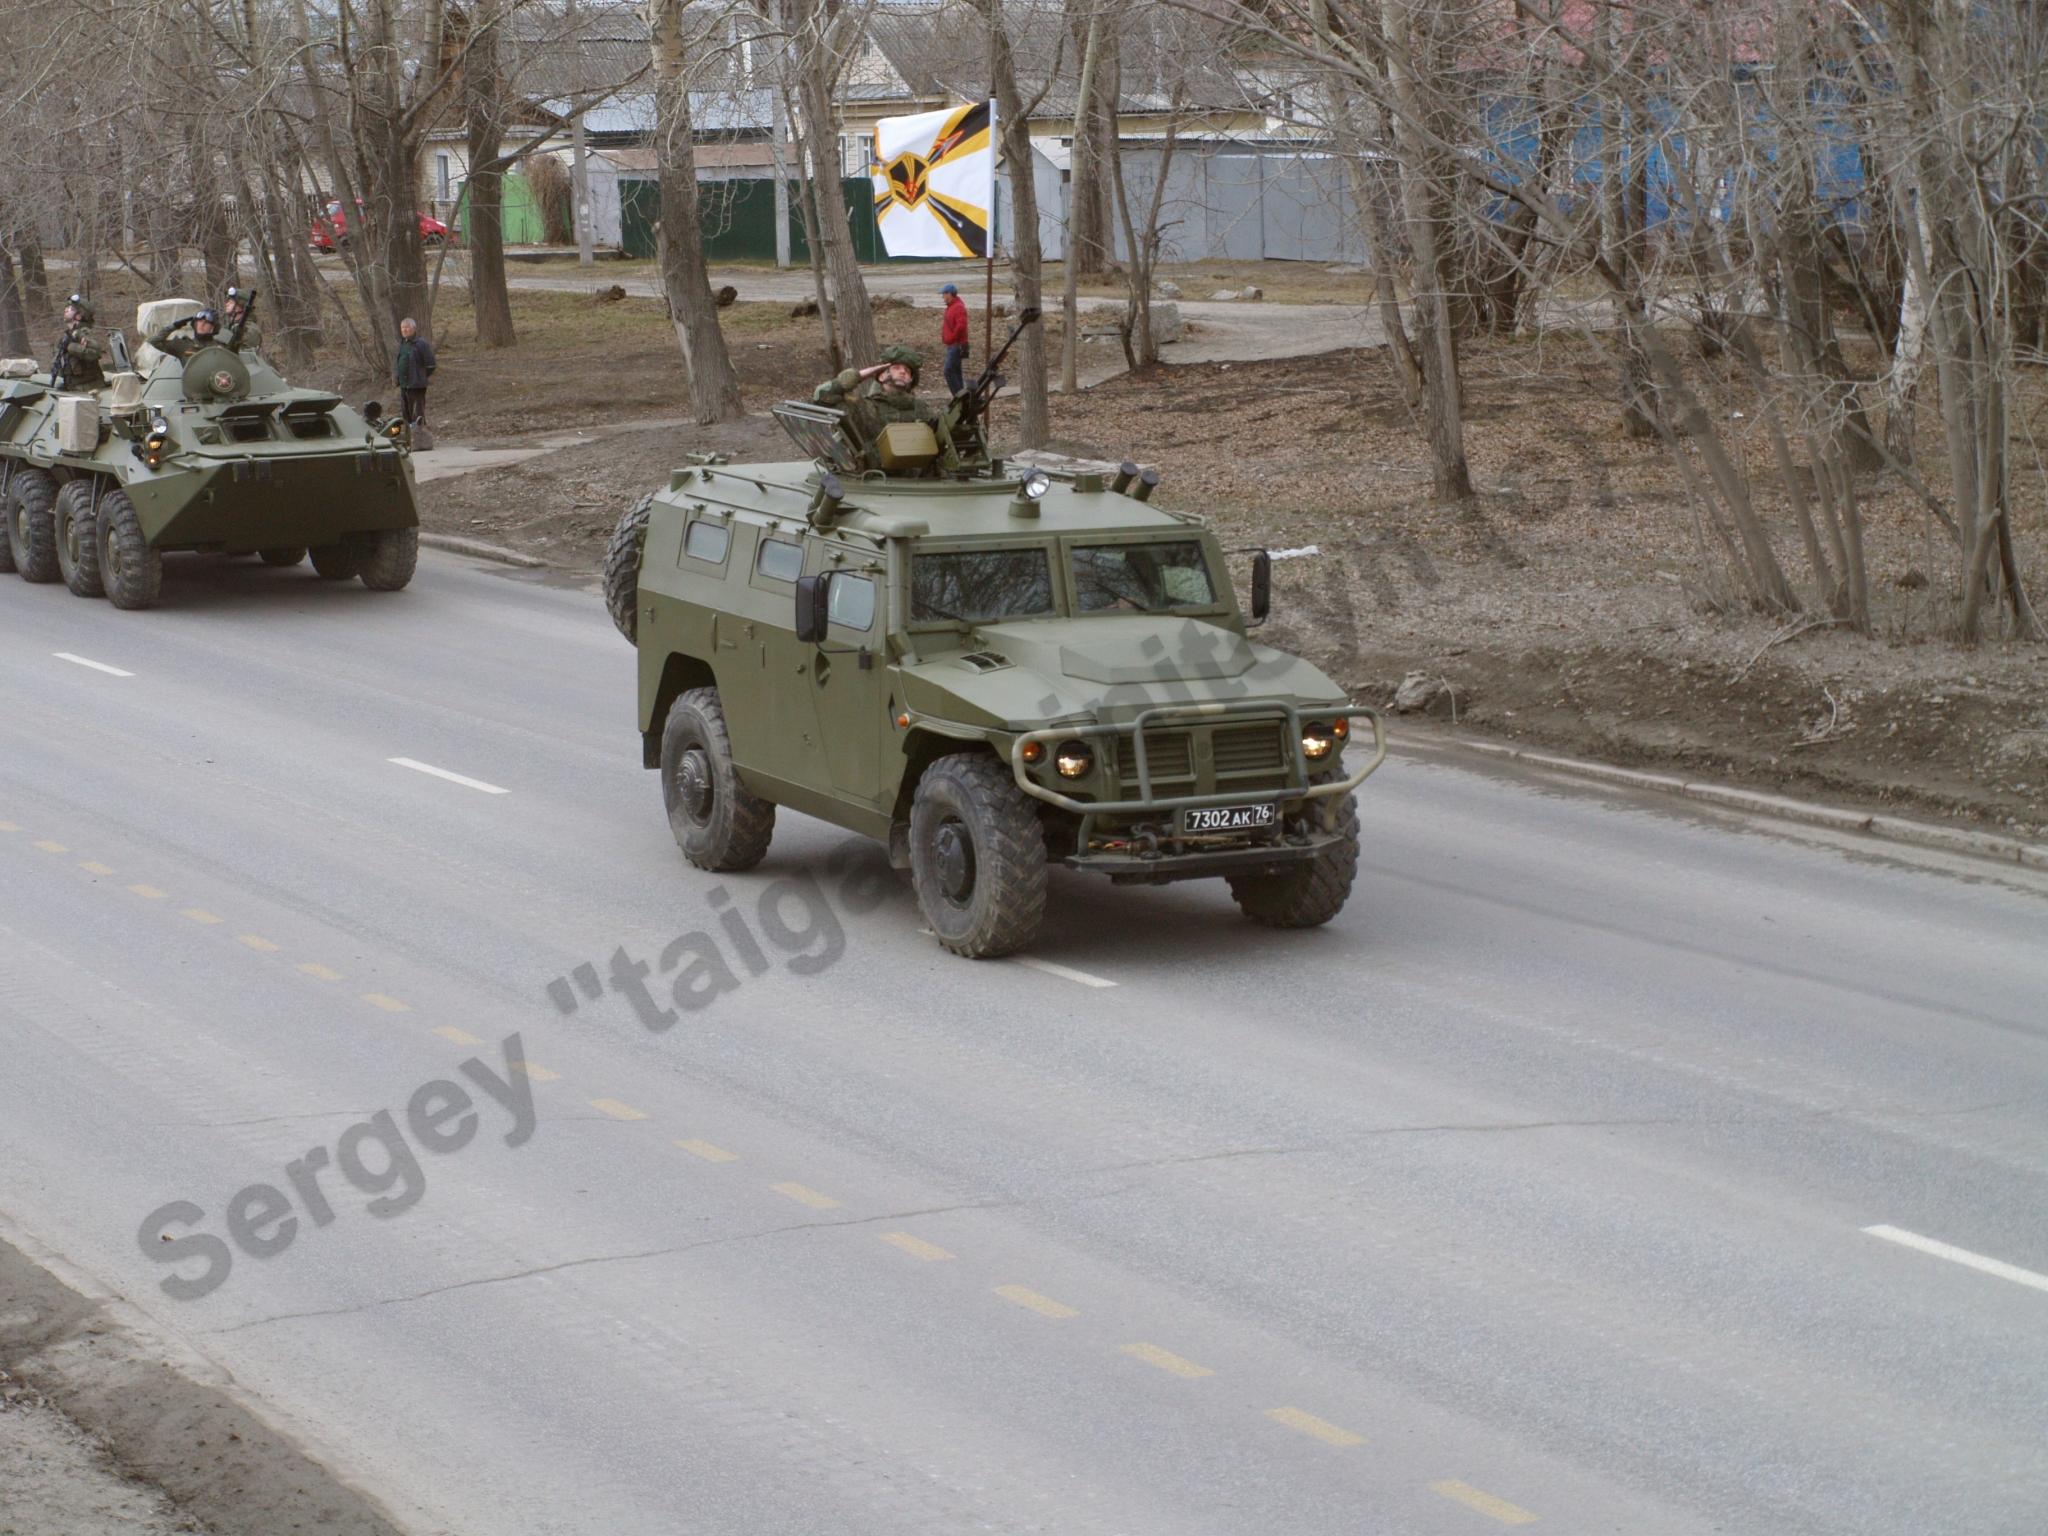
[984,96,996,364]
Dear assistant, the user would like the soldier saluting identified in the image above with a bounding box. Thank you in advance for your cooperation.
[146,307,225,361]
[50,293,106,391]
[813,343,937,448]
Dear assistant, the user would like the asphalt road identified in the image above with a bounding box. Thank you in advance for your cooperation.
[3,552,2045,1536]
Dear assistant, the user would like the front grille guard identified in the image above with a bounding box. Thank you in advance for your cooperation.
[1008,702,1387,817]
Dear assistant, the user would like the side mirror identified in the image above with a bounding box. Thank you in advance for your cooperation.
[795,572,830,645]
[1249,550,1272,625]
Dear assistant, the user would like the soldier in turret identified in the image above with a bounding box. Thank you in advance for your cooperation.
[50,294,106,391]
[813,344,937,450]
[220,286,261,354]
[147,308,223,362]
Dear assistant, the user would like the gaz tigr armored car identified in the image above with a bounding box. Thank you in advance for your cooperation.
[606,321,1384,958]
[1,299,419,610]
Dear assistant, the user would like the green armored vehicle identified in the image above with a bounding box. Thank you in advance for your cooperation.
[1,299,418,609]
[605,320,1384,957]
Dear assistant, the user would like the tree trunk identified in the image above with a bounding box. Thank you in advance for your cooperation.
[792,0,875,366]
[1061,9,1104,395]
[978,0,1048,446]
[465,0,516,348]
[1065,1,1117,280]
[651,0,744,423]
[0,246,28,357]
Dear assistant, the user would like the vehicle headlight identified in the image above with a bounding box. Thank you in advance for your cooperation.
[1054,740,1093,779]
[1302,723,1337,760]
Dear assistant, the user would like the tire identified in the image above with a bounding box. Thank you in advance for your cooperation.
[97,488,162,611]
[1226,780,1360,929]
[7,469,59,583]
[259,547,306,567]
[909,753,1048,958]
[661,687,776,872]
[54,480,105,598]
[603,493,654,643]
[309,542,363,581]
[356,527,418,591]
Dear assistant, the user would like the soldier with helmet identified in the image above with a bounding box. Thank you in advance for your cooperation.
[50,293,106,391]
[220,286,261,354]
[813,343,937,453]
[147,307,225,362]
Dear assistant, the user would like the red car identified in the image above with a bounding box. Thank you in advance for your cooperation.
[311,200,452,251]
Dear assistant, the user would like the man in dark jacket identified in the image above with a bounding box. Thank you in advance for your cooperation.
[394,317,436,428]
[939,282,969,397]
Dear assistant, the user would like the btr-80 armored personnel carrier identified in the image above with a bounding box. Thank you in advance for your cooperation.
[604,315,1384,958]
[1,299,419,609]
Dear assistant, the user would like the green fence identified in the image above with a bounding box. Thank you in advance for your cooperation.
[455,173,547,245]
[619,176,884,263]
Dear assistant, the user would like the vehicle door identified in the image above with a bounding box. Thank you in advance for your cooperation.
[804,543,891,810]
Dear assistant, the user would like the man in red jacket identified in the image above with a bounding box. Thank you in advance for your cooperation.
[939,282,970,397]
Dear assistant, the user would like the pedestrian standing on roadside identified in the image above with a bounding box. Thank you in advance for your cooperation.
[939,282,969,397]
[394,317,437,434]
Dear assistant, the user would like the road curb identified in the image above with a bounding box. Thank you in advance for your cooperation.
[1407,736,2047,871]
[419,531,548,569]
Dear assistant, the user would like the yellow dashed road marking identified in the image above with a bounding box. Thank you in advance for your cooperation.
[880,1232,954,1262]
[80,862,116,876]
[361,993,410,1013]
[35,841,68,854]
[512,1061,559,1082]
[180,908,224,925]
[127,885,168,901]
[297,962,342,981]
[237,935,280,952]
[1267,1407,1364,1447]
[591,1098,649,1121]
[676,1139,737,1163]
[434,1026,483,1046]
[1429,1481,1538,1525]
[0,821,20,833]
[994,1285,1078,1319]
[1121,1342,1213,1379]
[771,1182,839,1210]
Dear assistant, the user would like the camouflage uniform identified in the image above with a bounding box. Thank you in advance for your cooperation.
[221,290,260,354]
[813,344,935,450]
[146,313,224,362]
[51,319,106,391]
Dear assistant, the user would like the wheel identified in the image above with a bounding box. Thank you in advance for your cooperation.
[259,547,306,567]
[7,468,59,583]
[0,488,15,573]
[909,753,1047,958]
[309,542,363,580]
[603,493,654,643]
[1226,780,1360,929]
[355,527,418,591]
[97,488,162,610]
[54,480,104,598]
[660,687,776,872]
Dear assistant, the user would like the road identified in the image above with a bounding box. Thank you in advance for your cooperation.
[2,551,2046,1536]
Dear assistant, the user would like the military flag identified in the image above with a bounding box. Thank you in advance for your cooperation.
[870,101,995,259]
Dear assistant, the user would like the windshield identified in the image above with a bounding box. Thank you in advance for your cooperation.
[1072,540,1217,613]
[911,548,1055,623]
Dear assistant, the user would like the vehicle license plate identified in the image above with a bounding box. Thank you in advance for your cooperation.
[1182,803,1276,833]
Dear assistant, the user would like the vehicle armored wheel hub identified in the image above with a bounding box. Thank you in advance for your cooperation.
[934,819,976,902]
[678,746,714,821]
[63,511,84,565]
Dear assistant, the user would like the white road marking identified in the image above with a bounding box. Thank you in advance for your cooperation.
[1011,956,1118,989]
[53,653,133,677]
[1863,1224,2048,1296]
[387,757,511,796]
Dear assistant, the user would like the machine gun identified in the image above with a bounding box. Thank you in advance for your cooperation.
[937,306,1041,471]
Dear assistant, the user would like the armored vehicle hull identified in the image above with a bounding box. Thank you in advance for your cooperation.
[614,410,1386,958]
[1,301,418,609]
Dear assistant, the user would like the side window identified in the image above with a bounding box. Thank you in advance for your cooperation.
[828,573,876,631]
[683,519,730,565]
[756,537,803,583]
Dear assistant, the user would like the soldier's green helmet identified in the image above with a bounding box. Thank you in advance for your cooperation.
[66,292,94,324]
[879,343,922,381]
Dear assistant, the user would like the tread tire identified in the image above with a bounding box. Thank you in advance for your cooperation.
[603,493,654,644]
[259,547,307,567]
[97,488,162,611]
[55,480,105,598]
[660,687,776,872]
[7,469,59,583]
[356,527,418,591]
[309,542,363,581]
[0,477,15,574]
[909,752,1048,959]
[1226,780,1360,929]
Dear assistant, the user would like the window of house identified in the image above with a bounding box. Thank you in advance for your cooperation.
[435,153,451,202]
